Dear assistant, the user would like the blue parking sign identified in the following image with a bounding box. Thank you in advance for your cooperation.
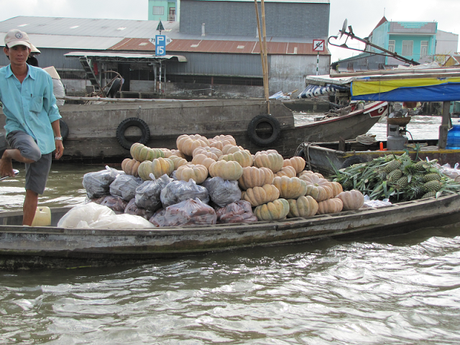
[155,35,166,56]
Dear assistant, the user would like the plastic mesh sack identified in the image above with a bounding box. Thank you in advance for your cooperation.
[202,176,242,208]
[110,174,143,201]
[82,166,121,199]
[150,198,217,227]
[160,179,209,207]
[135,174,173,211]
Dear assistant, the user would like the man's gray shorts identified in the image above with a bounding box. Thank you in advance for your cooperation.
[6,131,52,195]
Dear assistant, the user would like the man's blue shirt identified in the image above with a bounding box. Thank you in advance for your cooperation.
[0,64,62,154]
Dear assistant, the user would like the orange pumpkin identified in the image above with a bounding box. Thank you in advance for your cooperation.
[138,157,175,180]
[222,144,245,155]
[176,134,210,156]
[208,135,236,151]
[330,181,344,197]
[275,165,297,178]
[283,156,306,174]
[121,158,141,177]
[337,190,364,210]
[175,164,208,184]
[254,198,290,221]
[299,173,334,202]
[219,149,253,167]
[168,155,188,170]
[192,146,222,160]
[287,195,318,218]
[317,198,343,214]
[208,160,243,180]
[254,150,284,173]
[192,153,216,169]
[272,176,307,199]
[238,166,274,190]
[242,184,280,207]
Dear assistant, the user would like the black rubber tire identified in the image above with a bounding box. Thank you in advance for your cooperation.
[116,117,150,150]
[59,119,69,141]
[341,155,366,169]
[247,114,281,146]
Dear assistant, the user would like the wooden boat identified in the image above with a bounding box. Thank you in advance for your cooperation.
[0,98,388,162]
[297,139,460,176]
[1,192,460,270]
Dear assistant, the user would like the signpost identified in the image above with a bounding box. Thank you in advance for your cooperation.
[313,39,325,75]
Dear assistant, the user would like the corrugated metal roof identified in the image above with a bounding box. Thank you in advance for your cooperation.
[0,16,179,39]
[65,51,187,62]
[110,38,327,55]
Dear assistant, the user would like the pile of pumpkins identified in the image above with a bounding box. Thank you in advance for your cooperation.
[121,134,365,222]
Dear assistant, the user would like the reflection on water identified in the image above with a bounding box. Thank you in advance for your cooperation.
[1,225,460,344]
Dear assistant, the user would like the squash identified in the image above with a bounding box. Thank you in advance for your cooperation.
[298,170,324,180]
[242,184,280,207]
[168,155,188,170]
[330,181,343,197]
[192,146,222,160]
[337,190,364,210]
[254,150,284,173]
[287,195,318,218]
[275,165,297,178]
[272,176,307,199]
[170,149,186,159]
[317,198,343,214]
[192,153,216,169]
[238,166,274,190]
[208,135,236,150]
[299,173,334,202]
[283,156,306,174]
[130,143,165,162]
[219,149,253,167]
[138,157,175,180]
[121,158,141,177]
[254,198,290,221]
[208,160,243,180]
[175,164,208,184]
[176,134,209,156]
[222,144,245,155]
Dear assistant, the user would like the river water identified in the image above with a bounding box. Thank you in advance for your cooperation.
[1,115,460,344]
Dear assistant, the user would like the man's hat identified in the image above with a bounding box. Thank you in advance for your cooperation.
[4,29,31,49]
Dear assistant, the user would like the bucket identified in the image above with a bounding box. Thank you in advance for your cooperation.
[31,206,51,227]
[446,125,460,149]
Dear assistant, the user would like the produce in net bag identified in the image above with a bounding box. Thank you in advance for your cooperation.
[110,174,143,201]
[160,179,209,207]
[202,176,242,208]
[135,174,173,211]
[100,195,128,213]
[82,166,122,199]
[150,198,217,227]
[216,200,258,223]
[125,198,154,220]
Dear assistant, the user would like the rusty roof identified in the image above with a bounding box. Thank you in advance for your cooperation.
[109,38,329,55]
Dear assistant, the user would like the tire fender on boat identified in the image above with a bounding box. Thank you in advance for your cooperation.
[116,117,150,150]
[59,119,69,141]
[247,114,281,146]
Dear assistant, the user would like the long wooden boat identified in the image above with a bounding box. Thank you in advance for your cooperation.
[1,192,460,270]
[297,139,460,176]
[0,99,387,163]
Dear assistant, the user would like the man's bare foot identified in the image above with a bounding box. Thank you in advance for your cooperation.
[0,151,14,177]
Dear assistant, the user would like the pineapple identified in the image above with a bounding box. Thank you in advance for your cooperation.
[423,173,441,182]
[421,191,437,199]
[395,176,409,189]
[383,159,402,174]
[387,169,402,182]
[424,180,442,192]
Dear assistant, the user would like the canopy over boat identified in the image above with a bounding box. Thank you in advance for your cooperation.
[303,66,460,102]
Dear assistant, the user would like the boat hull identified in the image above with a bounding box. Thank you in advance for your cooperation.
[0,99,387,162]
[0,193,459,270]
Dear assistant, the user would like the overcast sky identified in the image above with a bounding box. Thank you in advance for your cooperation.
[0,0,458,61]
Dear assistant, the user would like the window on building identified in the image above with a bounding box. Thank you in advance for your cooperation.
[168,8,176,21]
[152,6,164,15]
[421,41,428,57]
[388,40,395,53]
[402,40,413,56]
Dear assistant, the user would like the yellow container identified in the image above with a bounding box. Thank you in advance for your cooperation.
[31,206,51,227]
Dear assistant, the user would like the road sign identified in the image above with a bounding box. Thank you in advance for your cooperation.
[155,35,166,56]
[313,39,325,52]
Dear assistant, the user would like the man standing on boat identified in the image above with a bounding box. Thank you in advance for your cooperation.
[0,29,64,225]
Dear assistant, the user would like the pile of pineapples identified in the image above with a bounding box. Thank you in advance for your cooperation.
[333,152,460,202]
